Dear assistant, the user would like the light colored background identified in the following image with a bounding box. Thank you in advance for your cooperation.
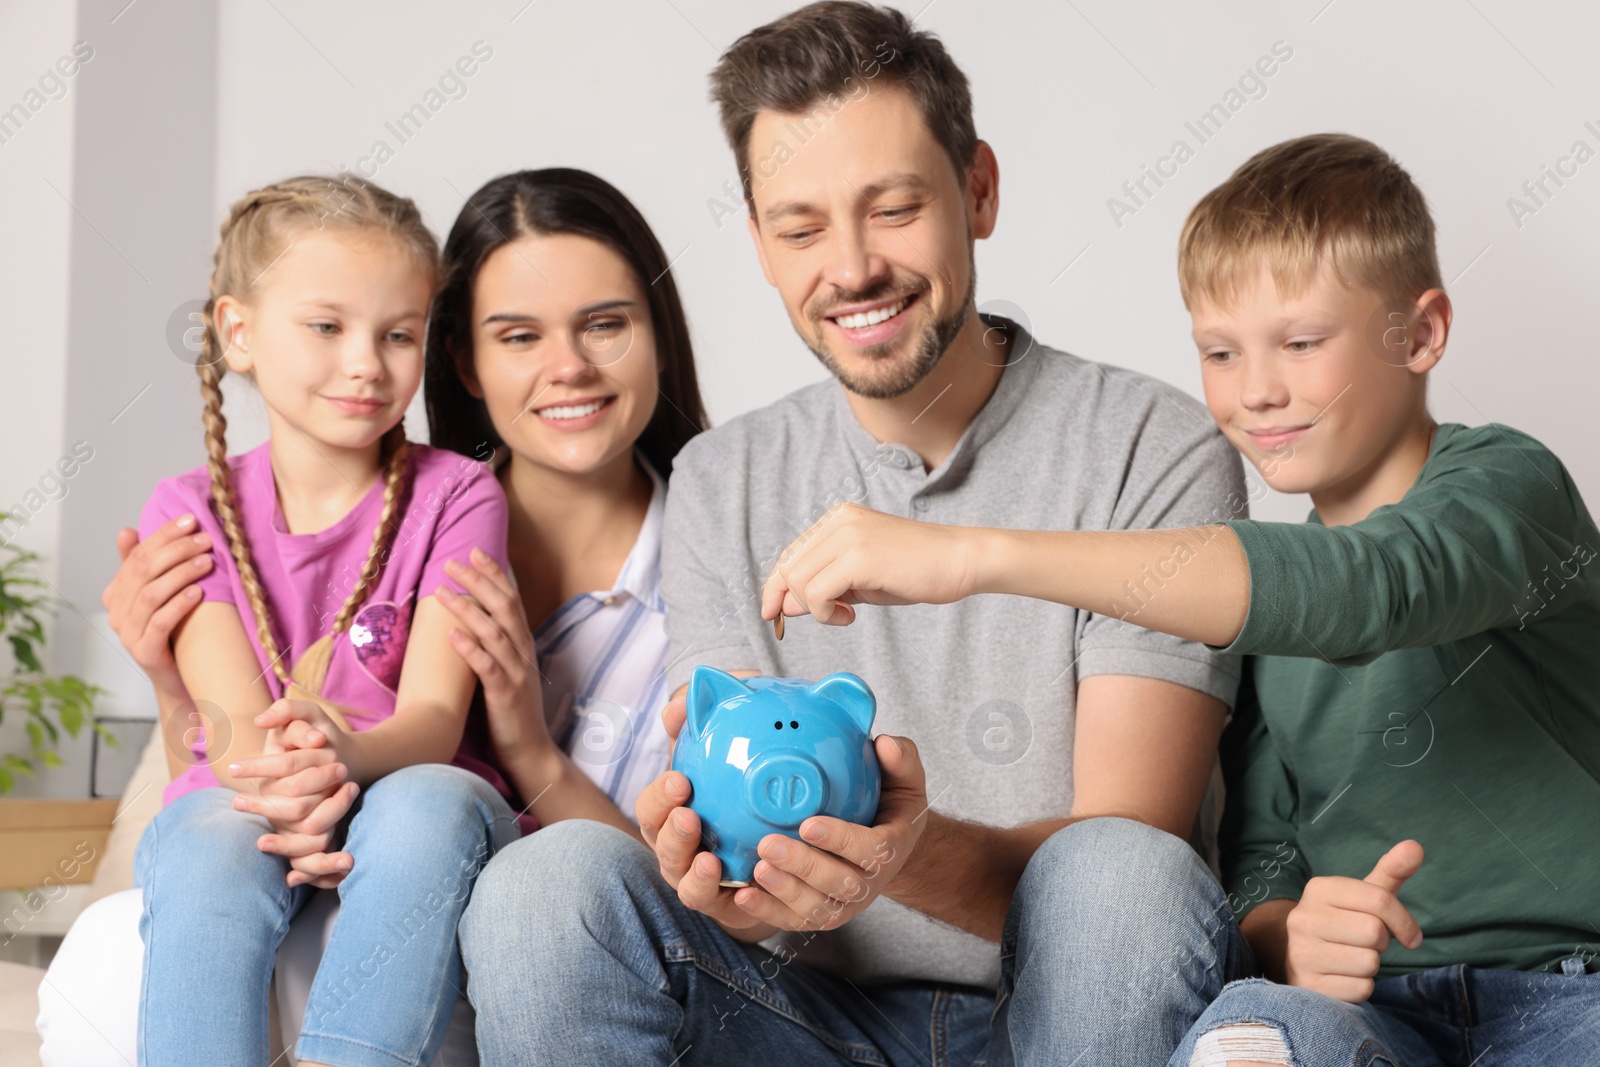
[5,0,1597,797]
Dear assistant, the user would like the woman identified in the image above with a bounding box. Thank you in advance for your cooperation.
[38,168,710,1065]
[422,166,707,832]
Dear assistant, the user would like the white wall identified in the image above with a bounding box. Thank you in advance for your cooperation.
[2,0,219,797]
[6,0,1599,795]
[204,0,1598,517]
[0,5,78,602]
[0,2,80,796]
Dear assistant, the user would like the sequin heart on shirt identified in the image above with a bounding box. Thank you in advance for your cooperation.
[348,596,413,694]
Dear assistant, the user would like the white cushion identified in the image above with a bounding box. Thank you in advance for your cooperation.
[36,889,140,1065]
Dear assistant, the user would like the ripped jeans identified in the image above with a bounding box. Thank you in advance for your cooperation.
[1171,958,1600,1066]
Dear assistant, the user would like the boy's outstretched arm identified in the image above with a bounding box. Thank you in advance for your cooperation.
[760,502,1252,647]
[768,430,1598,665]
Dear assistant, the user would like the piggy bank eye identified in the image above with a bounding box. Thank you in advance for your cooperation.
[773,720,783,730]
[789,720,799,730]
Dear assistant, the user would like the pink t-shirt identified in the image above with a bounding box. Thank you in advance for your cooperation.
[139,441,532,832]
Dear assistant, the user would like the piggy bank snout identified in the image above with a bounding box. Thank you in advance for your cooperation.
[744,752,828,827]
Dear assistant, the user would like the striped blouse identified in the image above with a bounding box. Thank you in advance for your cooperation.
[532,453,673,819]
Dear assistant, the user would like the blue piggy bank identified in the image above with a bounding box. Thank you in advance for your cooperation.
[672,665,881,886]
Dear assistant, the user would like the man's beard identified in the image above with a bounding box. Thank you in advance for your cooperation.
[802,257,978,401]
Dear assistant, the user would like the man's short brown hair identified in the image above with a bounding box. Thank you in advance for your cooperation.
[1178,133,1442,312]
[709,1,977,206]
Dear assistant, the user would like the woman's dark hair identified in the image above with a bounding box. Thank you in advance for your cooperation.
[424,168,709,479]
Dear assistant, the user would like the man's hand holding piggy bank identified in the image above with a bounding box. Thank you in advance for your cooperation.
[635,665,930,941]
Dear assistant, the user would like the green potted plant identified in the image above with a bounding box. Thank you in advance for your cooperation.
[0,521,105,794]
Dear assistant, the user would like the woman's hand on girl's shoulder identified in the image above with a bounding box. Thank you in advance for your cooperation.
[437,548,552,762]
[102,517,212,688]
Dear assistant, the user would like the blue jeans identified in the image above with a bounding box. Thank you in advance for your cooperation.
[459,816,1253,1065]
[1169,959,1600,1066]
[134,763,520,1067]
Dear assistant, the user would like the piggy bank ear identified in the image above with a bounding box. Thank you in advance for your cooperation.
[808,672,876,735]
[686,665,754,740]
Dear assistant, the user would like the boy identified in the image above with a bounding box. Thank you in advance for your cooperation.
[762,133,1600,1065]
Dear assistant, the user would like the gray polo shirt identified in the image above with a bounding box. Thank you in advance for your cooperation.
[660,317,1246,989]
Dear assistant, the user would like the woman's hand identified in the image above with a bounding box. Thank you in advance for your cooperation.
[101,517,213,689]
[438,548,552,763]
[759,503,984,630]
[1282,840,1424,1002]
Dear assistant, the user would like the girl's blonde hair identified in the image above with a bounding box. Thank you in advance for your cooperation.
[196,174,439,693]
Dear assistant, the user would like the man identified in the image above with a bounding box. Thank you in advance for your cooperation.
[461,4,1253,1063]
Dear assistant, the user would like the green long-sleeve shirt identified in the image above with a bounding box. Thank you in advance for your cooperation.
[1218,422,1600,975]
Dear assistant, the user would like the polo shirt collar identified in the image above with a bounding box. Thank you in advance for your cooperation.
[833,313,1043,480]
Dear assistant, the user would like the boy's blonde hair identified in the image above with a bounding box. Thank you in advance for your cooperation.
[197,175,438,694]
[1178,133,1441,313]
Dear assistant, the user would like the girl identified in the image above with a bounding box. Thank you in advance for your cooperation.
[44,168,711,1064]
[131,175,521,1067]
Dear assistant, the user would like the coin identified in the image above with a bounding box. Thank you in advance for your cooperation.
[774,612,785,641]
